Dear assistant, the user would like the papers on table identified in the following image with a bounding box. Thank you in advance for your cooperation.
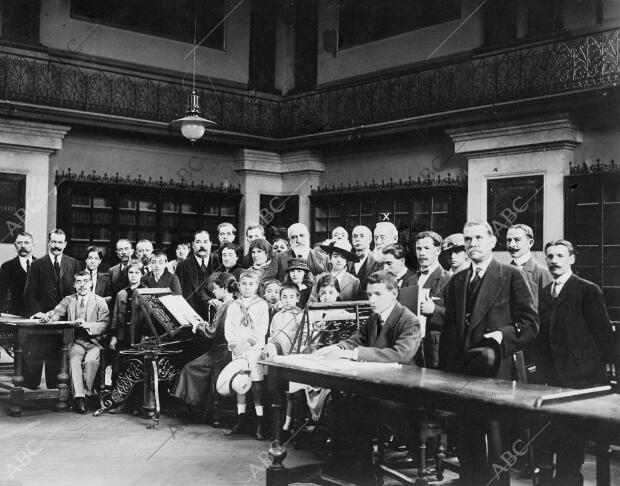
[158,295,203,327]
[273,353,401,371]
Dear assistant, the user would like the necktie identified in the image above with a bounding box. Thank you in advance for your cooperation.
[80,298,86,309]
[200,259,207,276]
[376,317,383,338]
[466,267,482,320]
[26,259,30,274]
[53,256,60,277]
[552,281,559,298]
[417,268,429,276]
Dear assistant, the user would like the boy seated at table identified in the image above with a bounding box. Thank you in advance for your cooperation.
[224,269,270,440]
[33,270,109,414]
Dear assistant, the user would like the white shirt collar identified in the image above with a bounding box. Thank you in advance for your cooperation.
[18,255,32,271]
[512,253,531,267]
[194,254,208,265]
[395,267,408,279]
[49,252,61,263]
[419,260,440,276]
[472,257,493,278]
[379,302,397,323]
[554,270,572,286]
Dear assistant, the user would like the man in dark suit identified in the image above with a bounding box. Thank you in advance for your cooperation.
[534,239,615,486]
[85,246,111,300]
[263,223,327,281]
[140,250,182,295]
[381,243,415,288]
[347,225,381,291]
[108,239,134,296]
[0,231,35,316]
[438,221,538,485]
[506,224,553,306]
[176,230,219,319]
[24,228,83,389]
[399,231,451,368]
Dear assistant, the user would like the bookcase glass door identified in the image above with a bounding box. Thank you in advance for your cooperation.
[56,176,241,271]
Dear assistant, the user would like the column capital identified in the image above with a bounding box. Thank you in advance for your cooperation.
[0,119,71,153]
[447,115,582,158]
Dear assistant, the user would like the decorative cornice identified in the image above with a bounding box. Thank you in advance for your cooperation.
[54,168,241,193]
[311,173,466,195]
[569,159,620,175]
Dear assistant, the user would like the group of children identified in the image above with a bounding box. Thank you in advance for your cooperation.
[171,259,356,441]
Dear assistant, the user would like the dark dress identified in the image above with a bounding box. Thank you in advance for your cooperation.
[172,299,233,407]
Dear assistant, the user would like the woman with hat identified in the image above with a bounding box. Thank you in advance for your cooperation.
[309,239,361,302]
[284,258,314,308]
[442,233,470,275]
[249,238,272,281]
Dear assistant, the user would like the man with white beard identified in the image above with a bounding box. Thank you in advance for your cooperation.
[372,222,399,261]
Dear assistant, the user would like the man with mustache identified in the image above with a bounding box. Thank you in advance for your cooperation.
[347,225,381,291]
[176,230,219,319]
[439,221,538,485]
[0,231,36,317]
[24,229,83,389]
[135,239,154,274]
[533,239,615,486]
[108,239,134,296]
[506,224,552,306]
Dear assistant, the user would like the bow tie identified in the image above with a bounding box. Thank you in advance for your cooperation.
[417,269,429,276]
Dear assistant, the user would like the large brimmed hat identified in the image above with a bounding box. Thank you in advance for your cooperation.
[287,257,310,272]
[319,240,359,262]
[442,233,466,253]
[216,358,252,397]
[461,337,502,378]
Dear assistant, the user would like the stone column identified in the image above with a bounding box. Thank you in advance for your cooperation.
[234,149,324,249]
[0,119,71,262]
[447,115,582,261]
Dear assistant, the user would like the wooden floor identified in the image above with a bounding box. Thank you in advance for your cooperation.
[0,355,616,486]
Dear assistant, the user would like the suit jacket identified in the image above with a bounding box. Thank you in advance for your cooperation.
[108,262,129,295]
[91,271,111,298]
[0,256,36,316]
[309,271,362,303]
[111,286,143,342]
[403,265,451,331]
[141,268,182,295]
[263,248,328,282]
[24,254,83,316]
[535,274,614,389]
[176,254,219,319]
[341,302,421,364]
[47,292,109,347]
[438,258,539,380]
[347,252,381,291]
[398,268,416,288]
[517,256,553,307]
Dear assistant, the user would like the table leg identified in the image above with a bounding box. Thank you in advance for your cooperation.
[266,369,288,486]
[595,438,610,486]
[55,329,72,412]
[10,330,25,417]
[142,354,156,418]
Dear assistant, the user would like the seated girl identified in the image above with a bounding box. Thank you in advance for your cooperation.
[172,272,236,423]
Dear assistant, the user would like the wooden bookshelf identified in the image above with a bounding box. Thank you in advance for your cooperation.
[55,170,241,270]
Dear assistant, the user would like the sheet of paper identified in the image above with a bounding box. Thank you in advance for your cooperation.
[417,288,429,337]
[158,295,202,327]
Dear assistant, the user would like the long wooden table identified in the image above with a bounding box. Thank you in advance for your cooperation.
[0,317,79,416]
[261,355,620,486]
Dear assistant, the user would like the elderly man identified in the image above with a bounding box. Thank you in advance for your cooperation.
[264,223,328,281]
[0,231,35,317]
[439,221,538,485]
[176,230,219,319]
[372,222,398,261]
[347,225,381,291]
[135,239,154,274]
[506,224,552,306]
